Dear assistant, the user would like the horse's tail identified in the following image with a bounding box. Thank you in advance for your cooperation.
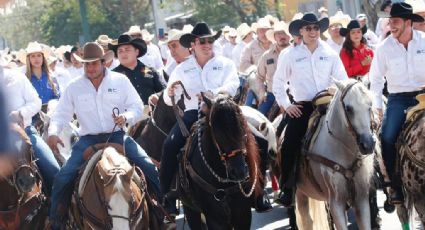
[295,198,330,230]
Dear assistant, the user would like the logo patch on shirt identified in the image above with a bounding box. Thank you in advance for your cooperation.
[212,66,223,71]
[319,56,329,61]
[107,88,117,93]
[417,49,425,54]
[183,67,197,73]
[266,58,274,65]
[295,57,307,62]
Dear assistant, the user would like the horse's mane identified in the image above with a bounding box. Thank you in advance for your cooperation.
[243,121,263,196]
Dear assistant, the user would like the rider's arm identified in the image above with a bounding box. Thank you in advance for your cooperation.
[121,76,144,126]
[18,72,41,123]
[239,43,253,73]
[273,49,292,110]
[256,52,267,84]
[331,52,349,81]
[163,67,183,107]
[369,44,386,109]
[48,85,75,136]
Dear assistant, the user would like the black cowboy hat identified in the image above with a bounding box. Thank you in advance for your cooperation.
[379,2,424,22]
[289,13,330,36]
[108,34,147,58]
[339,20,367,37]
[179,22,222,48]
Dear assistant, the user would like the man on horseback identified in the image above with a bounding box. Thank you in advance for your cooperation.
[2,67,60,194]
[273,13,348,207]
[256,21,291,116]
[111,34,165,107]
[370,2,425,204]
[160,22,274,216]
[47,42,162,229]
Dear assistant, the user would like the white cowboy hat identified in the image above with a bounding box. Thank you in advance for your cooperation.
[405,0,425,14]
[141,29,154,42]
[127,25,142,36]
[256,18,272,29]
[237,23,253,39]
[318,6,328,13]
[96,34,113,47]
[291,12,304,22]
[225,28,237,40]
[164,29,185,43]
[324,10,351,38]
[264,14,279,25]
[265,21,290,43]
[182,24,194,33]
[222,25,231,33]
[20,41,51,65]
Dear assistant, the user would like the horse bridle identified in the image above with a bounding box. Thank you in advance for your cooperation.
[208,99,248,163]
[331,81,375,149]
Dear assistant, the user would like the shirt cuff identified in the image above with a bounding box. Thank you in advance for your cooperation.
[373,94,383,109]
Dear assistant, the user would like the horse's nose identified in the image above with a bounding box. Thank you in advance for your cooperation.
[359,134,375,155]
[228,161,249,181]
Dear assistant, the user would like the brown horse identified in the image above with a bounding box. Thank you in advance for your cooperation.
[69,145,153,230]
[178,93,262,230]
[0,124,48,230]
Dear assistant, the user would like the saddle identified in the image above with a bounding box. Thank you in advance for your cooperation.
[303,91,333,153]
[405,93,425,121]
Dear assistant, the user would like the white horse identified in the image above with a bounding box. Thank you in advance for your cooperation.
[296,79,376,230]
[41,99,78,161]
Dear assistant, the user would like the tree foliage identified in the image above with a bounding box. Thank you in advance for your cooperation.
[0,0,151,49]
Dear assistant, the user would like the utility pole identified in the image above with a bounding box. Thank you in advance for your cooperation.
[151,0,166,42]
[78,0,91,43]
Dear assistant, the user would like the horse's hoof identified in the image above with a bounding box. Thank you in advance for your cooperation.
[384,200,395,213]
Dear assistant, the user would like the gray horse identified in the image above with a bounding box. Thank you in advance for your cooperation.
[296,79,376,230]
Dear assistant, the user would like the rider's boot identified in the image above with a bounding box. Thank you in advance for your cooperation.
[255,190,273,212]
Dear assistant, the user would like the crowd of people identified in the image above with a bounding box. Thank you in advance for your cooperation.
[1,0,425,228]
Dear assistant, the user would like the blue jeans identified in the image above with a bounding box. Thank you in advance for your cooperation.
[245,90,256,106]
[25,126,60,195]
[160,110,198,195]
[258,92,275,115]
[381,94,418,185]
[49,131,160,226]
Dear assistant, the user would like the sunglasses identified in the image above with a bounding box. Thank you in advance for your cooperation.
[304,25,320,32]
[198,37,215,45]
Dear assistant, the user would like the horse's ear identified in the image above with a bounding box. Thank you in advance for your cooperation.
[259,122,267,132]
[333,79,346,91]
[201,92,212,108]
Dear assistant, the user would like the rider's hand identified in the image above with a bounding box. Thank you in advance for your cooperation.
[148,94,159,106]
[48,135,64,155]
[361,55,372,66]
[279,106,286,114]
[113,114,127,127]
[286,104,303,118]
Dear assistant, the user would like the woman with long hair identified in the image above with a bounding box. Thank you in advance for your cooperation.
[340,20,374,79]
[23,42,59,106]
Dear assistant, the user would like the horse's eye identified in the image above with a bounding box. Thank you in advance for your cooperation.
[345,105,353,114]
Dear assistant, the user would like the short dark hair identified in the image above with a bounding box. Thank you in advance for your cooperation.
[381,0,392,12]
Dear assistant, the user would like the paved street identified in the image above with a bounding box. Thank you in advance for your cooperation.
[175,180,424,230]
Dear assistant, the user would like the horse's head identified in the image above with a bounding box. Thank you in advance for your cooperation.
[335,80,375,155]
[97,147,136,229]
[202,93,249,182]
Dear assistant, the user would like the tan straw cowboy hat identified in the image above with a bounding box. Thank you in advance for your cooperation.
[266,21,290,43]
[19,41,51,65]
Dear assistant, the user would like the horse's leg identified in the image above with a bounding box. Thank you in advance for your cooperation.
[354,197,372,230]
[295,191,311,230]
[328,199,348,230]
[183,205,203,230]
[231,204,252,230]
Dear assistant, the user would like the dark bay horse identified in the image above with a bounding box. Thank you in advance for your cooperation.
[178,93,262,230]
[0,123,48,230]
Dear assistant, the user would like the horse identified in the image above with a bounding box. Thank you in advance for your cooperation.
[68,144,153,230]
[0,123,48,230]
[394,93,425,228]
[178,93,262,230]
[295,79,376,230]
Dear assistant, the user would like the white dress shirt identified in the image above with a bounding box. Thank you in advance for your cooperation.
[163,54,239,111]
[139,43,164,70]
[370,30,425,109]
[52,66,72,95]
[49,69,143,136]
[223,42,236,59]
[67,66,84,79]
[2,68,41,128]
[164,54,177,77]
[232,41,248,71]
[326,38,344,54]
[273,40,348,109]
